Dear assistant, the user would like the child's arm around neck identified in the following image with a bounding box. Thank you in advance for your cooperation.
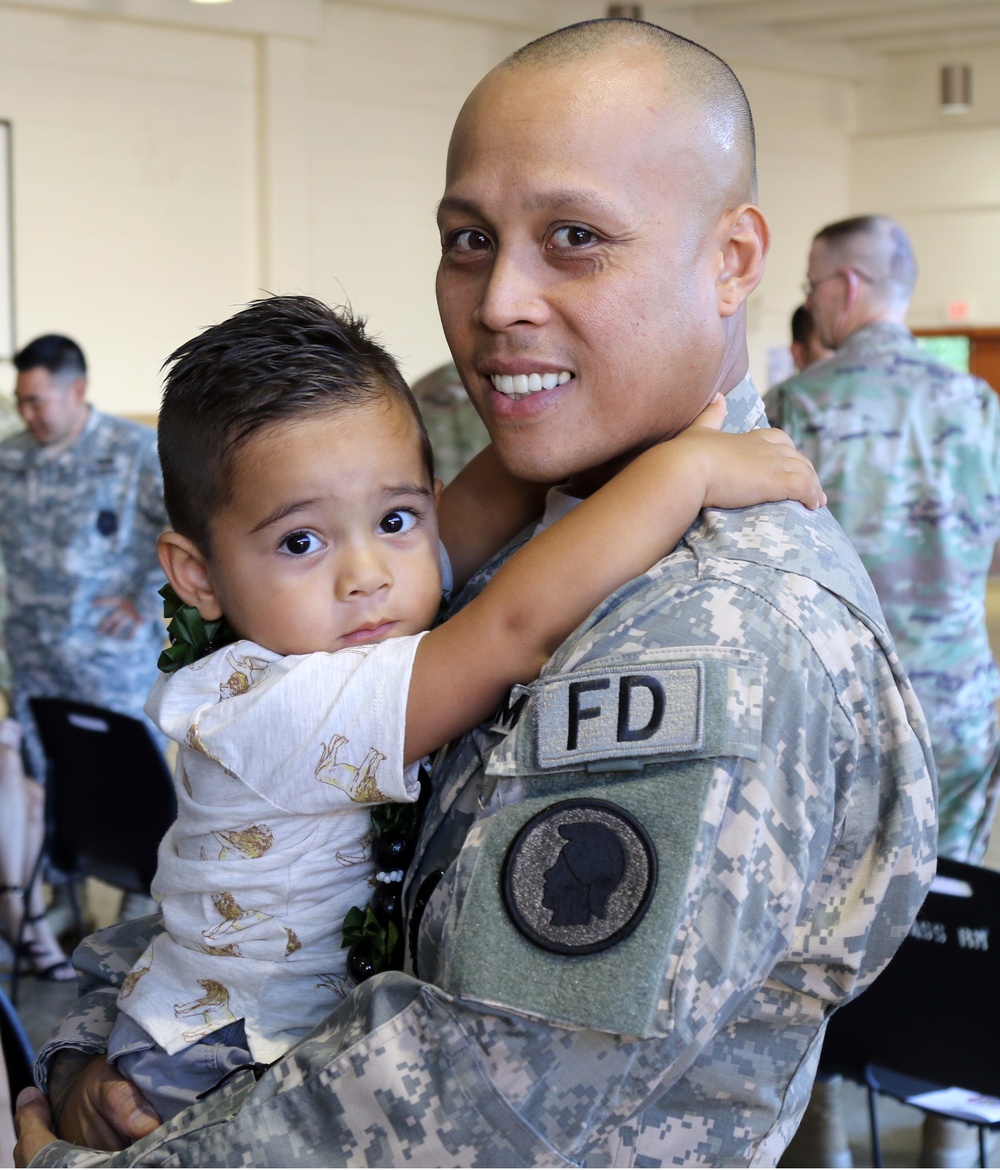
[404,397,825,763]
[437,444,549,592]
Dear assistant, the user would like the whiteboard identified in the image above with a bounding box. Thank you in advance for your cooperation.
[0,122,13,360]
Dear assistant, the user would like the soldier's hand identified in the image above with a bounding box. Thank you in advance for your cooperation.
[46,1052,160,1151]
[94,597,142,639]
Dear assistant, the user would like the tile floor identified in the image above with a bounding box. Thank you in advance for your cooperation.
[6,585,1000,1167]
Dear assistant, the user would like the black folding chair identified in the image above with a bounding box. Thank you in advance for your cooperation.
[13,698,176,1001]
[820,857,1000,1167]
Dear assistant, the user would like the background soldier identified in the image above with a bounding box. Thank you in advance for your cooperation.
[789,303,832,372]
[16,24,936,1169]
[0,334,167,955]
[767,215,1000,1167]
[768,217,1000,866]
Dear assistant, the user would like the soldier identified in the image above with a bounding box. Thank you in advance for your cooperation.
[767,215,1000,1167]
[768,217,1000,866]
[0,335,167,964]
[15,22,936,1168]
[0,335,167,774]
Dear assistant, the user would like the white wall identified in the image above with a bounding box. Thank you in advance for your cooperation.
[851,46,1000,328]
[740,66,855,388]
[0,5,258,415]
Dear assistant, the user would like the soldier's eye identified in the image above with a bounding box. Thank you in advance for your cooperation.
[280,530,321,555]
[549,225,599,249]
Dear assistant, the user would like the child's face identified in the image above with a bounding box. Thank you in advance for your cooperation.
[202,398,442,656]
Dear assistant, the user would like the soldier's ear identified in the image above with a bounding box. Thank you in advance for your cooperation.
[715,203,770,318]
[157,531,224,622]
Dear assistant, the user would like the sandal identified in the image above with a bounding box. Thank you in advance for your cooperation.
[0,886,75,982]
[21,912,75,982]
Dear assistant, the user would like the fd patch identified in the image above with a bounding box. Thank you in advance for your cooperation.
[502,798,657,955]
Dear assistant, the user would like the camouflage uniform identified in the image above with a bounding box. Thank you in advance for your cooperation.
[766,322,1000,862]
[0,408,167,776]
[409,362,490,484]
[0,394,24,698]
[31,380,935,1168]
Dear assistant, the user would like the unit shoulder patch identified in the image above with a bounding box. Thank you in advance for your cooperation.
[502,798,657,955]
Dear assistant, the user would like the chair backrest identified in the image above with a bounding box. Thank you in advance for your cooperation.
[29,697,176,892]
[0,983,35,1099]
[822,856,1000,1097]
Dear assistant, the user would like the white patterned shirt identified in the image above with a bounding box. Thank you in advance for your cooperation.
[117,635,424,1063]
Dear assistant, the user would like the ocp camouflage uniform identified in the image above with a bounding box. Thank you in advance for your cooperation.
[32,379,936,1168]
[766,322,1000,862]
[0,408,168,776]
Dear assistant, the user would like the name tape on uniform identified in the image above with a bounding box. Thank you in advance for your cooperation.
[536,661,703,769]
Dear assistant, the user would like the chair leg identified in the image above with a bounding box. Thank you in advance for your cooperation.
[978,1124,986,1169]
[867,1086,883,1168]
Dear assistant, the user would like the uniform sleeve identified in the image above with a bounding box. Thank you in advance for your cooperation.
[33,918,164,1095]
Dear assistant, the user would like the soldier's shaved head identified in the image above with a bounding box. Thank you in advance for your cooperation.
[499,18,757,203]
[813,215,917,305]
[805,215,916,348]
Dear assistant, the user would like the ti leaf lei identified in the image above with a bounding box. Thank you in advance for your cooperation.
[157,583,237,674]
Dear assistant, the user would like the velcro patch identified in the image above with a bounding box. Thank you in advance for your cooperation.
[502,799,657,955]
[536,662,703,768]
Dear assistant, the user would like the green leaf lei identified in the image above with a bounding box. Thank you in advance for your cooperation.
[157,583,238,674]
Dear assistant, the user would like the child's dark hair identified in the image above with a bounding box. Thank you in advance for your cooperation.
[159,295,433,552]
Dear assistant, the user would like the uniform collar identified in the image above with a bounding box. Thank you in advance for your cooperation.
[35,404,98,462]
[720,374,765,434]
[840,320,913,354]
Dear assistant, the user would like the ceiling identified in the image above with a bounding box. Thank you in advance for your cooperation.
[648,0,1000,57]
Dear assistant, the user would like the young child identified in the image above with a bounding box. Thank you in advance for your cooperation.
[106,295,824,1122]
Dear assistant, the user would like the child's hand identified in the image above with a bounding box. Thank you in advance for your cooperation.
[671,394,827,512]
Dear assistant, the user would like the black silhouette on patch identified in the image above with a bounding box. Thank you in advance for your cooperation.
[96,509,118,537]
[542,821,625,926]
[502,799,657,956]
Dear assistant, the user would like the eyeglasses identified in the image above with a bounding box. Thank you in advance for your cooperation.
[801,267,876,300]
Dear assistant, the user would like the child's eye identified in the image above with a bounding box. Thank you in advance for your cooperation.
[280,530,322,555]
[378,510,417,535]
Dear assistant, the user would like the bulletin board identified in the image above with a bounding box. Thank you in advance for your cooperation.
[0,122,13,361]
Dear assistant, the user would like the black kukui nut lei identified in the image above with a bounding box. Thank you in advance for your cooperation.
[341,770,431,983]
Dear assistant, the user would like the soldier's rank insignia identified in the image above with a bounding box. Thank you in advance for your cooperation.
[502,799,657,955]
